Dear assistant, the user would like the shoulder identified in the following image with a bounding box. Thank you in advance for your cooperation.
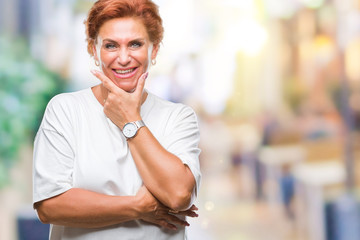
[147,91,195,116]
[41,89,91,130]
[47,89,89,110]
[146,92,198,124]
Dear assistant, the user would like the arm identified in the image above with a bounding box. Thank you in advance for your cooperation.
[34,188,138,228]
[92,71,198,210]
[34,186,195,229]
[33,85,198,229]
[128,127,195,211]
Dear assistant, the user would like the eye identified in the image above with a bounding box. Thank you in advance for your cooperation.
[130,41,143,49]
[104,43,117,50]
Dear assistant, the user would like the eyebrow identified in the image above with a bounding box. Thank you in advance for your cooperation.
[102,38,146,43]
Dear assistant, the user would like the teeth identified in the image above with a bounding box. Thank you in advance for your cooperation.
[115,68,134,74]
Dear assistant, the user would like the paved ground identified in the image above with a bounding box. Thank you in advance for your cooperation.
[187,160,300,240]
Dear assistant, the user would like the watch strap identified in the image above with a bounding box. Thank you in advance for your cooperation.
[134,120,145,129]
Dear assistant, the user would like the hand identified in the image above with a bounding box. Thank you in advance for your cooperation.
[169,204,199,218]
[91,70,148,128]
[135,185,199,231]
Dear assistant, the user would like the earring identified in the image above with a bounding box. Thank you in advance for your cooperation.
[151,59,156,65]
[95,59,100,66]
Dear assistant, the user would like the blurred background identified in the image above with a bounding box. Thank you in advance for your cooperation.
[1,0,360,239]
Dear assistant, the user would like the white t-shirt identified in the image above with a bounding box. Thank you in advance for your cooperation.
[33,88,201,240]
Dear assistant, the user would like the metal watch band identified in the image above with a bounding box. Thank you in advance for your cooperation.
[134,120,145,129]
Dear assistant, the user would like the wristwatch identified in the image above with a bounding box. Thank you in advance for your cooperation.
[122,120,145,139]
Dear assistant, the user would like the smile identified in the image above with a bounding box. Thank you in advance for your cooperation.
[112,67,138,79]
[114,68,136,74]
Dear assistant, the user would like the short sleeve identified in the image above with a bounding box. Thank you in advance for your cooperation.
[33,96,75,204]
[164,105,201,207]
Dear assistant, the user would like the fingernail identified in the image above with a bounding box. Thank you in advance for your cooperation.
[144,72,149,79]
[91,69,97,75]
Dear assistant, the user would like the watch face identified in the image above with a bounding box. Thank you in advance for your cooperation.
[123,122,137,138]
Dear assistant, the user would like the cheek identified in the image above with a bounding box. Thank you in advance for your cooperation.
[99,51,117,66]
[135,49,150,61]
[129,51,151,70]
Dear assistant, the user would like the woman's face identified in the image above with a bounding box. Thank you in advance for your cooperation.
[94,17,158,92]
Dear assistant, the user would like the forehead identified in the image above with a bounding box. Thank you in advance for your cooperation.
[98,17,149,41]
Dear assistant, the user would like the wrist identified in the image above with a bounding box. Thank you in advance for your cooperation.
[132,194,144,220]
[121,115,141,129]
[122,119,145,140]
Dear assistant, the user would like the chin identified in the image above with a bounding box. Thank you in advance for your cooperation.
[116,77,142,92]
[116,83,137,93]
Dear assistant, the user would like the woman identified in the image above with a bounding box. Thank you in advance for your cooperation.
[32,0,201,239]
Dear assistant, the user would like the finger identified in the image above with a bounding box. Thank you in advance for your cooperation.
[170,204,199,216]
[160,220,178,231]
[189,205,199,211]
[172,204,198,212]
[168,209,179,214]
[134,72,148,97]
[165,214,190,227]
[144,219,178,231]
[173,209,198,218]
[167,223,178,231]
[91,70,118,93]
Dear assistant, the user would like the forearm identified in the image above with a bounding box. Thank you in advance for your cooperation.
[128,127,195,211]
[34,188,139,228]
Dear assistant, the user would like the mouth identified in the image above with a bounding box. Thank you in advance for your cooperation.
[112,67,138,79]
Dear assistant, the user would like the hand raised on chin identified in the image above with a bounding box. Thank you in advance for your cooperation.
[91,70,148,129]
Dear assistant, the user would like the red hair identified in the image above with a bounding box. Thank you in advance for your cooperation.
[84,0,164,56]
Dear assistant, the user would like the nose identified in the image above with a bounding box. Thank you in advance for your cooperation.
[117,47,131,66]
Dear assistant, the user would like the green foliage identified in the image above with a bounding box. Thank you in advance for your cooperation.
[73,0,94,14]
[0,37,65,188]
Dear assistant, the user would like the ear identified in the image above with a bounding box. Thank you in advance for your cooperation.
[151,44,159,60]
[93,45,99,61]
